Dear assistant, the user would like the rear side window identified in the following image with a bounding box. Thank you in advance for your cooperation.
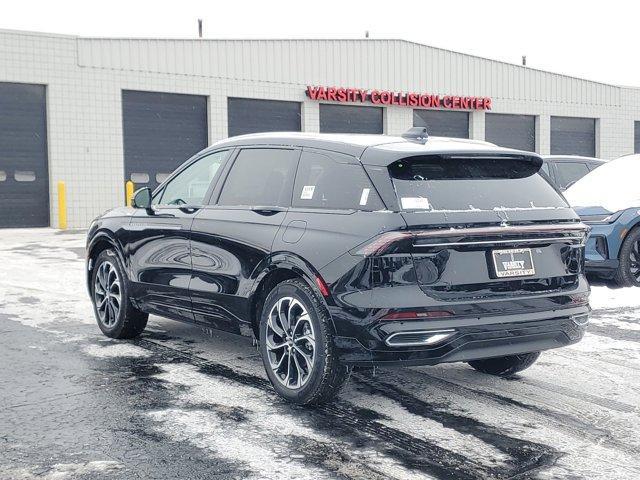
[555,162,590,189]
[293,150,384,210]
[389,155,568,211]
[217,148,299,207]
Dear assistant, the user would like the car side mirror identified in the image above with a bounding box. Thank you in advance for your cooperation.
[132,187,152,211]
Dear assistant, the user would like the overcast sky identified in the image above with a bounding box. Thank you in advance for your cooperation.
[2,0,639,87]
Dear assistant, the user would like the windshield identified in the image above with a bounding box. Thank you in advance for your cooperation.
[564,154,640,211]
[389,155,568,212]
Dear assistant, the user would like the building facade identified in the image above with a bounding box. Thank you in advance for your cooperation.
[1,29,639,228]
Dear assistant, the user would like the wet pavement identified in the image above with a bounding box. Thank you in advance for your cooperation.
[0,228,639,479]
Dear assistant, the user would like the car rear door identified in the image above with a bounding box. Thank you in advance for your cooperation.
[124,150,230,322]
[189,146,300,333]
[368,154,585,308]
[273,148,398,275]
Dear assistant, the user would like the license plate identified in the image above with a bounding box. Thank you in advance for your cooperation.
[491,248,535,278]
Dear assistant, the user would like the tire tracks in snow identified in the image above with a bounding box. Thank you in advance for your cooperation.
[135,336,561,480]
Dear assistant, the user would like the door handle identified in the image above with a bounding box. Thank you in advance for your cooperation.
[251,206,286,215]
[179,206,201,214]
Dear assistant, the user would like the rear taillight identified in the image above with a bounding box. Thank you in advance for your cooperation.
[351,231,413,256]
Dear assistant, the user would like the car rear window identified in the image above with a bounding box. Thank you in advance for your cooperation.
[388,155,568,212]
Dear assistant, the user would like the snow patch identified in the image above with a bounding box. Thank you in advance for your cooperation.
[83,343,151,358]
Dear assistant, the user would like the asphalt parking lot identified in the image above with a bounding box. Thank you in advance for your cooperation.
[0,229,639,480]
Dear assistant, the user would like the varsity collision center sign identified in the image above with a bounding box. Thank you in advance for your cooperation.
[306,86,492,110]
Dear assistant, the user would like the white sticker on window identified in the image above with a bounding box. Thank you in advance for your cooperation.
[359,188,370,206]
[401,197,431,210]
[300,185,315,200]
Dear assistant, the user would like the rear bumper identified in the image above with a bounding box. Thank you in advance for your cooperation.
[333,305,589,367]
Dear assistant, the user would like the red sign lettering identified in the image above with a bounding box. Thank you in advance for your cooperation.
[305,86,491,111]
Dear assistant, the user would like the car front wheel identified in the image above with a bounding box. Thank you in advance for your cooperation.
[91,249,148,339]
[614,227,640,287]
[259,279,349,405]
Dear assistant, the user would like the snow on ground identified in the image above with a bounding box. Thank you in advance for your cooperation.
[1,228,639,479]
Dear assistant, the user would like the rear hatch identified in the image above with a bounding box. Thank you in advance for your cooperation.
[368,153,588,301]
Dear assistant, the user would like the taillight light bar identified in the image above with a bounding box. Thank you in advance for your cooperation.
[352,231,413,256]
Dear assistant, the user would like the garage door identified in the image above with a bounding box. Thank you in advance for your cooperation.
[550,116,595,157]
[485,113,536,151]
[122,90,208,192]
[635,121,640,154]
[319,104,383,134]
[0,82,49,228]
[228,98,301,137]
[413,110,469,138]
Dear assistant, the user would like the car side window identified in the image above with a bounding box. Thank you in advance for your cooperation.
[292,150,384,211]
[156,150,228,206]
[217,148,299,207]
[556,162,590,189]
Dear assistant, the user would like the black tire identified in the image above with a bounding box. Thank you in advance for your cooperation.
[91,249,148,339]
[468,352,541,377]
[259,278,349,405]
[613,227,640,287]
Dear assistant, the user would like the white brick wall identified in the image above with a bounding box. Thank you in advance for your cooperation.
[1,29,639,228]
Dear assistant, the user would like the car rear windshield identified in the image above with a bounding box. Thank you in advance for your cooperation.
[388,155,568,212]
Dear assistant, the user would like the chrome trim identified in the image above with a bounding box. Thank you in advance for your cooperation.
[414,236,584,248]
[385,329,456,347]
[124,223,183,231]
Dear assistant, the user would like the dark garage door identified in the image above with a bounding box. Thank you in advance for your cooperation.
[319,104,383,134]
[551,116,596,157]
[228,98,301,137]
[122,90,208,192]
[414,110,469,138]
[0,82,49,228]
[485,113,536,151]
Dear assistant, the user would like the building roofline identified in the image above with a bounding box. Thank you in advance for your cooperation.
[0,28,628,89]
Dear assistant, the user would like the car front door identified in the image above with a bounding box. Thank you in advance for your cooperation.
[124,150,230,322]
[189,146,300,334]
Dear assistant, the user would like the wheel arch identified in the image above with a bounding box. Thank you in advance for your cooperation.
[614,212,640,259]
[86,231,127,292]
[248,253,333,338]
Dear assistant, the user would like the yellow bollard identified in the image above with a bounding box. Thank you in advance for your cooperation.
[57,181,67,230]
[125,181,135,207]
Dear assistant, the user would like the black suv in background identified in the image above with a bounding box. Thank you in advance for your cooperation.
[86,130,590,405]
[541,155,605,191]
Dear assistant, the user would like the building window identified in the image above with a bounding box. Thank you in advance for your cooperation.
[635,121,640,154]
[319,104,383,134]
[413,110,469,139]
[485,113,536,152]
[550,116,596,157]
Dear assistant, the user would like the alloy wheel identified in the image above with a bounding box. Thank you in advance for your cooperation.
[94,261,122,327]
[265,297,316,389]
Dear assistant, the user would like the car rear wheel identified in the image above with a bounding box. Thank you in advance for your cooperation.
[91,249,148,339]
[259,279,349,405]
[467,352,540,377]
[614,227,640,287]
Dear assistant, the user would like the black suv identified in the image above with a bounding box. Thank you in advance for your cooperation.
[87,130,590,405]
